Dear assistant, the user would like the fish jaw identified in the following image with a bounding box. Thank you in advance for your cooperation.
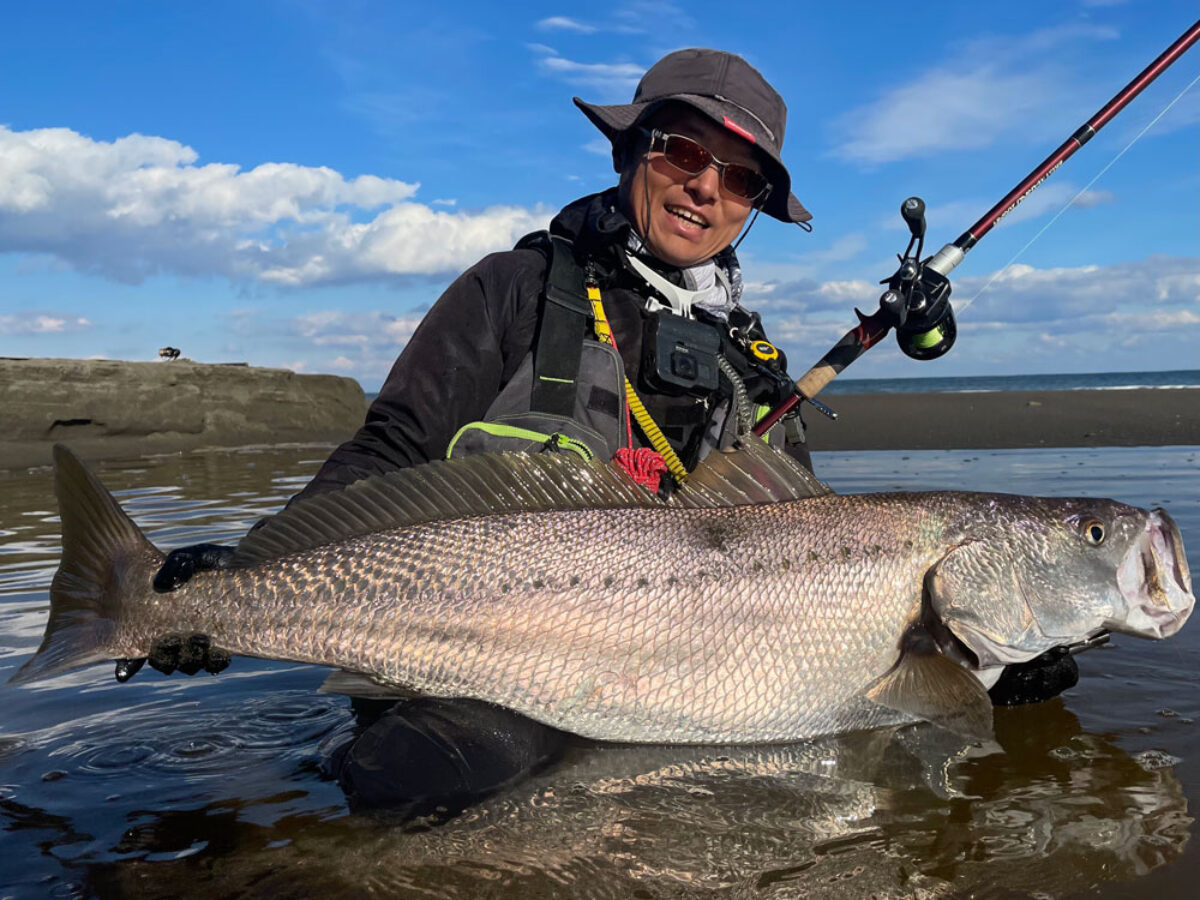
[1111,508,1195,640]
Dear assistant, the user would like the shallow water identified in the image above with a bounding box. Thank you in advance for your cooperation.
[0,444,1197,899]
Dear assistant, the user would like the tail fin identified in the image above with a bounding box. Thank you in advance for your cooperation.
[8,445,162,685]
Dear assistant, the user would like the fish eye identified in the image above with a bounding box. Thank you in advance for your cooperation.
[1081,519,1106,545]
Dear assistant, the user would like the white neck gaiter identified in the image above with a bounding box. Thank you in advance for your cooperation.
[624,233,743,321]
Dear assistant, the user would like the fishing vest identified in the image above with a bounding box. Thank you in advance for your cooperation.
[446,231,794,467]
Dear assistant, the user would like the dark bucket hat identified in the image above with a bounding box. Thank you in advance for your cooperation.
[574,48,811,226]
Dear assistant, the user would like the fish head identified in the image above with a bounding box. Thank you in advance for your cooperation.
[1112,507,1194,639]
[929,497,1194,668]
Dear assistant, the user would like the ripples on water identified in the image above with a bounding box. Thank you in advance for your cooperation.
[0,444,1197,898]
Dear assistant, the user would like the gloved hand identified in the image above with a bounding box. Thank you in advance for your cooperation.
[115,633,231,683]
[114,543,238,683]
[987,647,1079,706]
[150,633,231,675]
[153,542,237,592]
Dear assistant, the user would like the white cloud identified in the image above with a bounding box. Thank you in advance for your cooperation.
[758,255,1199,322]
[293,309,425,342]
[583,138,612,156]
[0,125,549,286]
[829,25,1118,165]
[798,233,869,267]
[287,309,428,383]
[887,185,1116,234]
[613,1,693,32]
[536,16,597,34]
[992,184,1115,227]
[535,3,691,37]
[255,202,549,286]
[528,44,644,96]
[831,67,1051,164]
[536,52,644,90]
[1105,309,1200,330]
[739,254,1200,372]
[0,311,91,334]
[957,256,1200,323]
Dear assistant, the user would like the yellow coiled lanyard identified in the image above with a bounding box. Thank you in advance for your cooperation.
[586,283,690,484]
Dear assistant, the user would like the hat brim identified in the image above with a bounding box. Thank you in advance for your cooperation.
[574,96,811,226]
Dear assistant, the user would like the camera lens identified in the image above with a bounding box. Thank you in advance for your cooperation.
[671,352,698,380]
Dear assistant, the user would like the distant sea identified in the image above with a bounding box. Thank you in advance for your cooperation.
[820,368,1200,395]
[364,369,1199,402]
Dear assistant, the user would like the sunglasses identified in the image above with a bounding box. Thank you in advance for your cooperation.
[647,129,772,202]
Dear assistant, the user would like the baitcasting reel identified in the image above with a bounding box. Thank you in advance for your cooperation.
[875,197,957,360]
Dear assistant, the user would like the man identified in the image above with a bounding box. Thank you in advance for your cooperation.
[152,48,1073,816]
[299,48,813,814]
[153,48,812,816]
[285,48,812,503]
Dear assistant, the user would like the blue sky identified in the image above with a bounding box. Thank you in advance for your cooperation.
[1,1,1197,390]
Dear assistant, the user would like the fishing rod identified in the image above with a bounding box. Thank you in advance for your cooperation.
[754,18,1200,437]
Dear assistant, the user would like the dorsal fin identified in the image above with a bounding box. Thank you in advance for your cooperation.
[671,439,832,508]
[233,440,832,565]
[232,451,656,565]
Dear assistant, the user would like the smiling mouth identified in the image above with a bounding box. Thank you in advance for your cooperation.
[666,205,708,229]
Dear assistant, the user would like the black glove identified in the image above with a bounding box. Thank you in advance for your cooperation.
[153,543,237,593]
[988,647,1079,707]
[115,633,231,683]
[149,633,230,675]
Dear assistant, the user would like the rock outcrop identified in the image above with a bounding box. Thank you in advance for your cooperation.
[0,358,366,469]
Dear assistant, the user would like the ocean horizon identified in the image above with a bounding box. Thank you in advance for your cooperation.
[364,369,1200,402]
[818,367,1200,395]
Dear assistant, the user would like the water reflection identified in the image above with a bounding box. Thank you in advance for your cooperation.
[0,444,1197,898]
[16,706,1187,899]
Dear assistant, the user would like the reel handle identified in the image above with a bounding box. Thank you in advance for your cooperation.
[901,197,926,239]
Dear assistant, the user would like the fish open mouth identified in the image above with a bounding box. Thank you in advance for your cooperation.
[1113,509,1195,639]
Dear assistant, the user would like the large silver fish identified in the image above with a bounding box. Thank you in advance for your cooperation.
[8,444,1193,744]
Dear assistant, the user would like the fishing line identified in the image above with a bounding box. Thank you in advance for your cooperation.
[954,70,1200,317]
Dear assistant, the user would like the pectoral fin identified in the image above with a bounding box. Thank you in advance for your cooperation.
[865,622,994,742]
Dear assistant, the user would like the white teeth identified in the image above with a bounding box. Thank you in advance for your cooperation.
[667,206,707,227]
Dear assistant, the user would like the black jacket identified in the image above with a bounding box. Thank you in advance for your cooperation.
[297,190,807,500]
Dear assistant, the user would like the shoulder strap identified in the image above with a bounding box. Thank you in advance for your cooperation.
[529,232,592,417]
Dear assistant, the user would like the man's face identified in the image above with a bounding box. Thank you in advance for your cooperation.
[620,106,764,268]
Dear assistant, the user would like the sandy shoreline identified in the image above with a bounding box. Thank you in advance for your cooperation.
[1,359,1195,469]
[803,387,1199,451]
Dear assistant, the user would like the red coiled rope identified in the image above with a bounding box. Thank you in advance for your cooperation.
[612,446,669,494]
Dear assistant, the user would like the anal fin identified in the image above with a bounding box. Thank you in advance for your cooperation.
[319,669,421,701]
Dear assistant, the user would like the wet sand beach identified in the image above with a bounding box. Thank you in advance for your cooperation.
[804,387,1200,451]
